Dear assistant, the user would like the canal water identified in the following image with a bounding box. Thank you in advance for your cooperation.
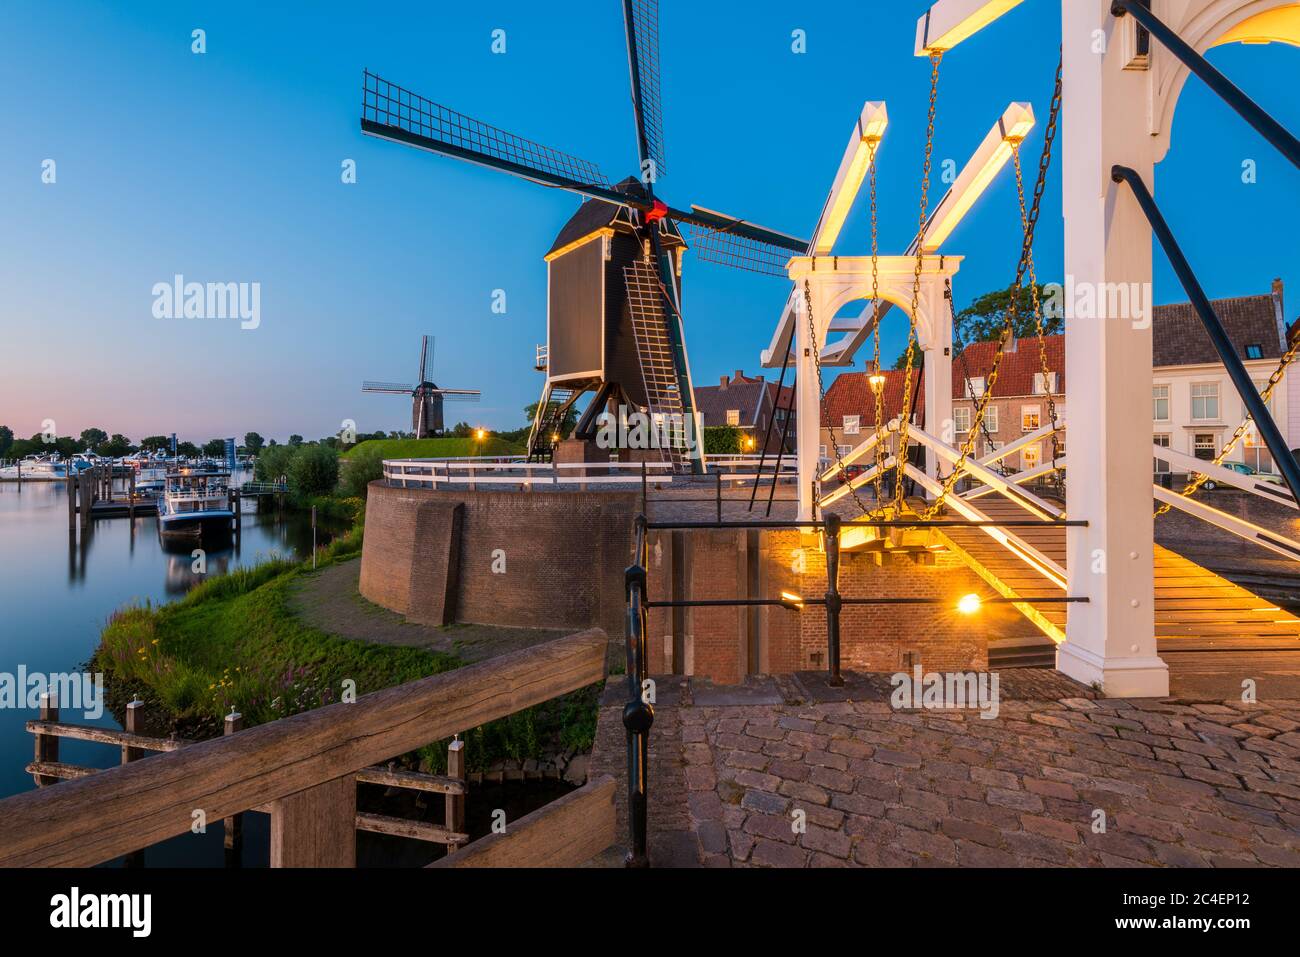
[0,472,341,866]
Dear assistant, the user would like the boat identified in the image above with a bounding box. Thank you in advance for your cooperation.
[156,467,235,541]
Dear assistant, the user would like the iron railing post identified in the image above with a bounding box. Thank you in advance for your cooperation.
[823,512,844,687]
[1112,1,1300,170]
[1113,165,1300,507]
[622,514,654,867]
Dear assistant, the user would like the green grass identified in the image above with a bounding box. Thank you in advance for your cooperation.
[343,436,523,461]
[92,519,599,772]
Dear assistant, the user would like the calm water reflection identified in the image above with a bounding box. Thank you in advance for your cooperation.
[0,471,342,866]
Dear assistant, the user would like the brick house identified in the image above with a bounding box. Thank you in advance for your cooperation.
[693,370,795,453]
[1152,279,1293,475]
[819,368,923,466]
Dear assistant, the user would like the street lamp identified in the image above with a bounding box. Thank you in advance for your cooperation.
[474,428,486,458]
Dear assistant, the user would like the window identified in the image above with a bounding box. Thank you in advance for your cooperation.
[1033,372,1058,395]
[1021,443,1041,471]
[1152,384,1169,421]
[842,415,860,435]
[725,409,741,426]
[819,444,827,459]
[967,377,986,398]
[837,445,852,457]
[1193,433,1216,460]
[1021,405,1041,433]
[953,407,972,433]
[1153,433,1171,474]
[1245,344,1263,359]
[1191,382,1219,421]
[984,405,999,433]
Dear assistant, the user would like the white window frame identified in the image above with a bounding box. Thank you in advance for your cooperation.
[725,409,741,426]
[983,405,999,433]
[1033,372,1057,395]
[842,415,860,435]
[1190,382,1219,422]
[1021,404,1041,433]
[953,407,972,434]
[1152,384,1170,422]
[1193,433,1217,460]
[967,376,986,399]
[1153,433,1171,474]
[1021,443,1041,471]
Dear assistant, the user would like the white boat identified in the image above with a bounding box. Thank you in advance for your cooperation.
[156,468,235,539]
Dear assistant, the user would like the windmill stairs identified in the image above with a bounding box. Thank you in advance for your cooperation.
[624,259,692,470]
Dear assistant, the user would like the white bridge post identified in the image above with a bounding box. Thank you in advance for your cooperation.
[1057,0,1168,697]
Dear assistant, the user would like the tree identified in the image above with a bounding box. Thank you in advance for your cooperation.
[139,435,170,452]
[99,434,134,457]
[176,441,200,458]
[524,400,578,438]
[891,283,1061,368]
[288,434,304,447]
[451,422,473,438]
[0,425,12,457]
[202,438,227,458]
[255,444,294,482]
[340,443,385,498]
[243,432,265,454]
[80,428,108,450]
[288,444,339,498]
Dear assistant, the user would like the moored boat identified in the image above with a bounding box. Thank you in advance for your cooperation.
[156,468,234,541]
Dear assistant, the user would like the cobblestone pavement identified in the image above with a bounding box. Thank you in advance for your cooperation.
[590,676,1300,867]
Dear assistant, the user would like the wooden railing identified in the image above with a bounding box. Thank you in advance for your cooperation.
[0,629,610,868]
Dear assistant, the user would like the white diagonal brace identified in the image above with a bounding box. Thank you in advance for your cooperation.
[1155,445,1297,511]
[1153,485,1300,562]
[907,424,1063,520]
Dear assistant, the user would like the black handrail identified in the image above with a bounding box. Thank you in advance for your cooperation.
[622,516,653,868]
[1112,0,1300,170]
[1112,165,1300,507]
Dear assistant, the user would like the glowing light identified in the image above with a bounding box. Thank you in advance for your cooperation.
[475,429,486,441]
[915,0,1027,55]
[869,372,887,394]
[813,102,889,255]
[781,590,805,609]
[957,593,982,615]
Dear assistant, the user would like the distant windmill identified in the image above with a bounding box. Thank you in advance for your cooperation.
[362,335,480,438]
[359,0,809,470]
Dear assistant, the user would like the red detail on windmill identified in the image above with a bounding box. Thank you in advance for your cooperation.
[644,200,668,224]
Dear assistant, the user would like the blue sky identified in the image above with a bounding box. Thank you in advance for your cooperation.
[1,1,1297,442]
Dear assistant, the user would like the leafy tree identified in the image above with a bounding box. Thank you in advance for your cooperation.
[451,422,473,438]
[176,441,201,458]
[243,432,265,454]
[80,428,108,450]
[704,425,741,455]
[0,425,12,457]
[288,444,339,498]
[953,283,1061,345]
[340,443,385,498]
[202,438,228,458]
[99,434,135,457]
[288,434,304,447]
[255,444,294,482]
[139,435,170,452]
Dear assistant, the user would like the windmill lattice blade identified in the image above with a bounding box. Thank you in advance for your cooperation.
[418,335,431,384]
[440,392,481,404]
[362,71,607,190]
[624,0,667,178]
[362,381,416,394]
[681,223,799,278]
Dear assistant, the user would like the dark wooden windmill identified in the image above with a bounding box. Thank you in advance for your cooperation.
[362,335,480,439]
[360,0,807,470]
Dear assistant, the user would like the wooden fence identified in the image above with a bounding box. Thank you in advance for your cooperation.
[0,629,610,868]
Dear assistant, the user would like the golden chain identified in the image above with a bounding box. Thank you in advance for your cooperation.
[920,54,1063,521]
[1013,141,1063,492]
[892,50,943,515]
[868,140,887,512]
[1156,334,1300,515]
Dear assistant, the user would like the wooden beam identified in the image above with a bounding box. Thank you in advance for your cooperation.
[915,0,1027,55]
[430,776,616,868]
[0,629,607,867]
[271,775,356,868]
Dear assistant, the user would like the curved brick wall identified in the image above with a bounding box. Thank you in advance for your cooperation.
[360,482,638,637]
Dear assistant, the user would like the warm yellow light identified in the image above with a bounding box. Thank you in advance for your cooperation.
[916,0,1027,55]
[781,590,805,609]
[475,429,486,441]
[552,433,561,442]
[869,373,887,393]
[813,102,889,256]
[957,593,982,615]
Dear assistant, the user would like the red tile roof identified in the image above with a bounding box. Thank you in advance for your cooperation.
[821,368,924,427]
[952,334,1064,399]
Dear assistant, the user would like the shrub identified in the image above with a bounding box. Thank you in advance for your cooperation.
[704,425,742,455]
[288,445,339,498]
[254,445,294,483]
[340,443,386,498]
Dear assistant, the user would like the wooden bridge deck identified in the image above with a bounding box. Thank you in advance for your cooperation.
[932,497,1300,655]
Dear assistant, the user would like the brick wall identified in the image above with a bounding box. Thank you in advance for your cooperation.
[361,482,638,637]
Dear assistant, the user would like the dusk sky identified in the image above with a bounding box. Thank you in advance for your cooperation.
[2,1,1297,443]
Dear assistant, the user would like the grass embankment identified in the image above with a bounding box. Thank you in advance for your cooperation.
[93,521,597,772]
[344,436,523,460]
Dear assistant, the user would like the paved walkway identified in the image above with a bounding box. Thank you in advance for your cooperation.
[590,672,1300,867]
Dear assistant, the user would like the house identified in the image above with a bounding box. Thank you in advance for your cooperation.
[693,370,795,453]
[821,278,1296,479]
[1152,279,1293,475]
[819,367,925,465]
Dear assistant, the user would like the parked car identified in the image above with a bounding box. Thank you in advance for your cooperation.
[1202,461,1283,490]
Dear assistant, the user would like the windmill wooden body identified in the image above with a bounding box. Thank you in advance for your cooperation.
[360,0,808,471]
[362,336,480,439]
